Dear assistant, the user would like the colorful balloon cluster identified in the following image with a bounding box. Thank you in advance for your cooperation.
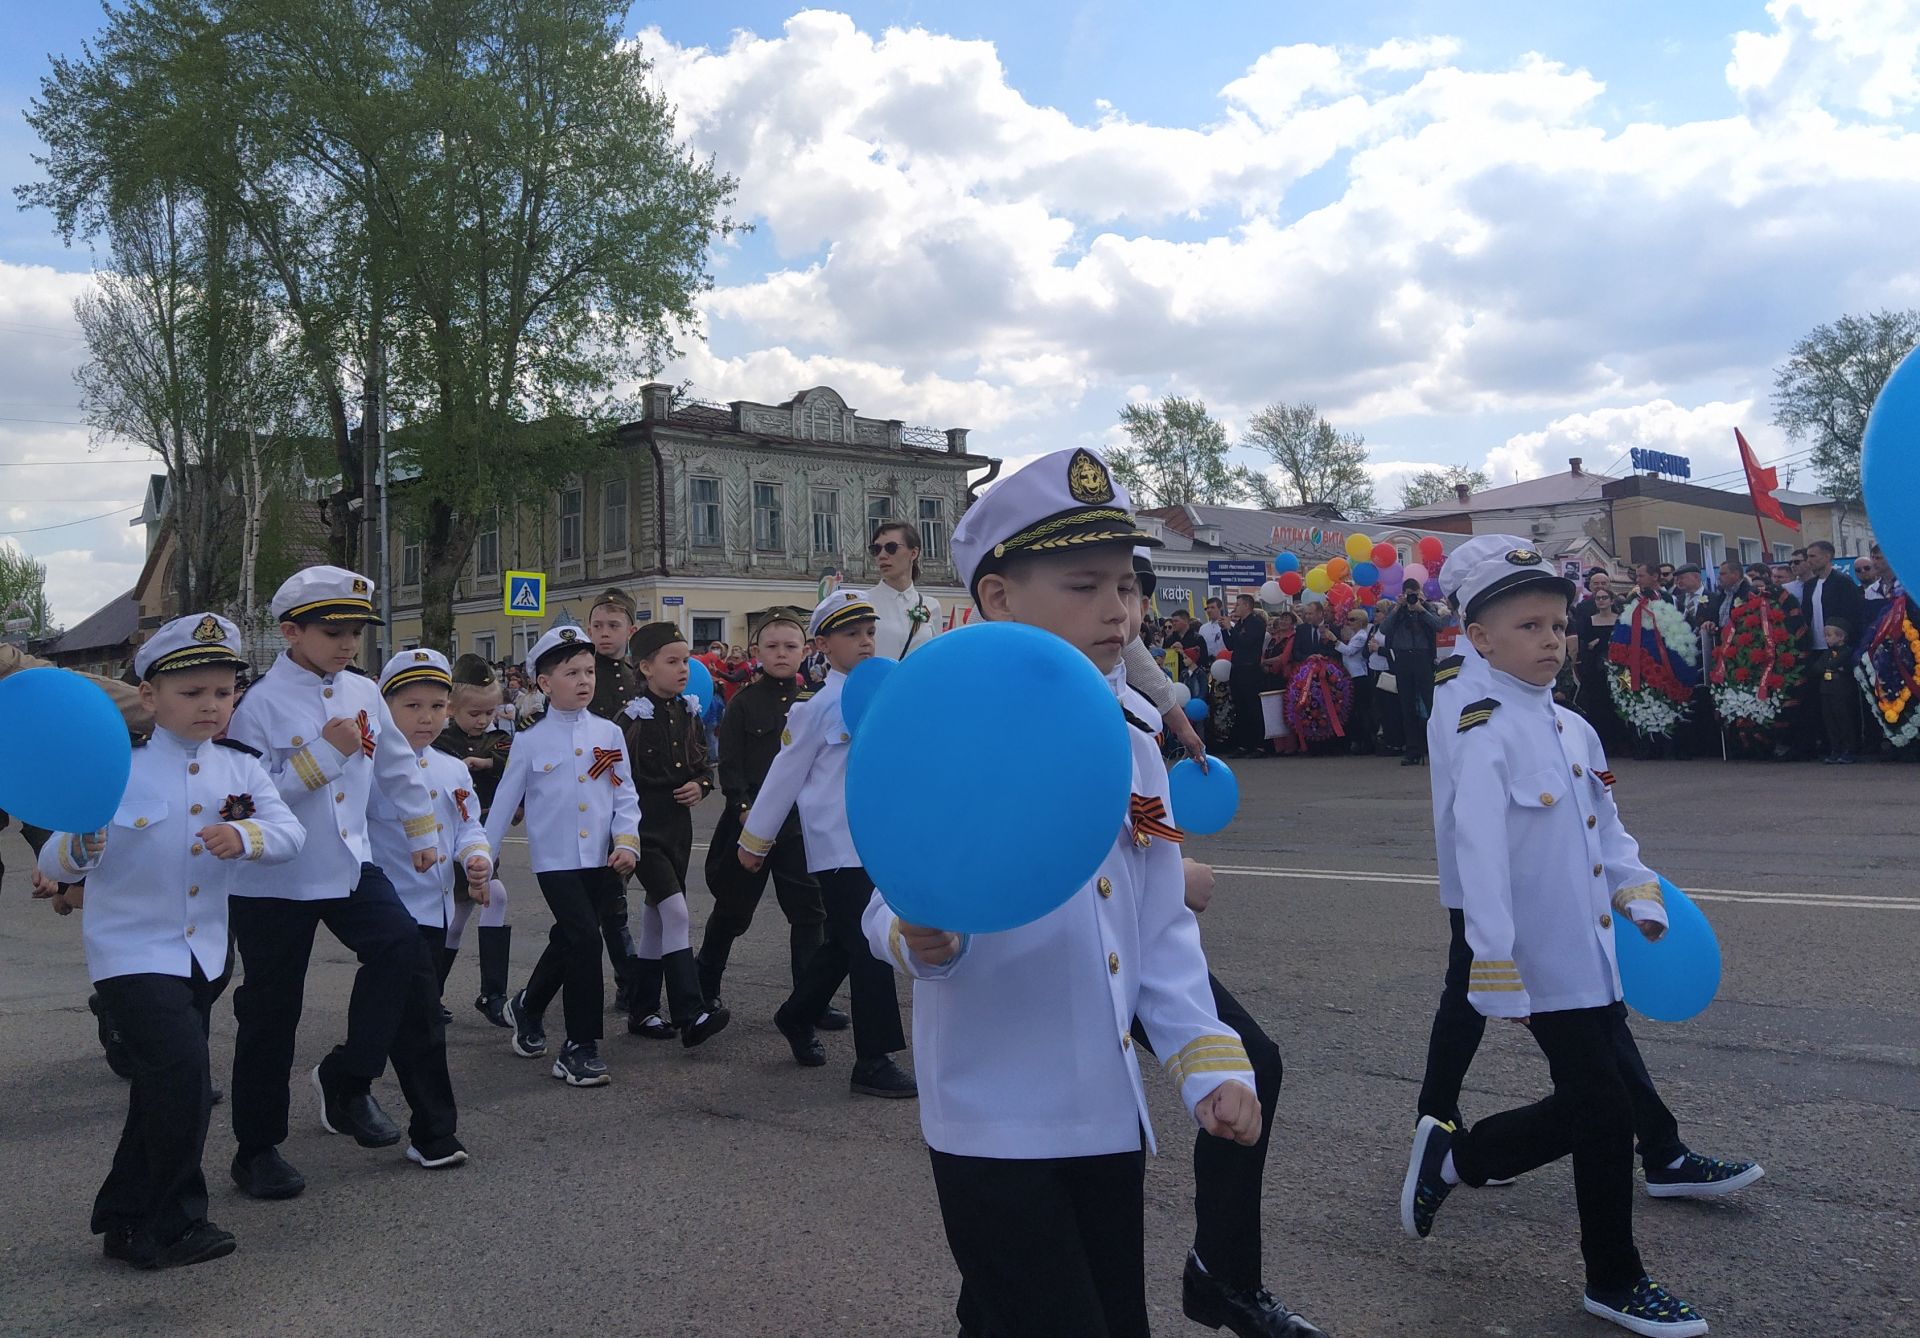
[1269,534,1448,612]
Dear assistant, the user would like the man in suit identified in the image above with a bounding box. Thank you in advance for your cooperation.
[1794,540,1868,758]
[1225,594,1268,757]
[1670,564,1717,759]
[1704,559,1750,635]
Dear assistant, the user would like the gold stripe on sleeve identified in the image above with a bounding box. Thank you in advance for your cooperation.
[235,820,266,859]
[403,814,438,840]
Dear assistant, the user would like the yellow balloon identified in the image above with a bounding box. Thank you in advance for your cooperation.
[1344,532,1373,562]
[1304,566,1332,593]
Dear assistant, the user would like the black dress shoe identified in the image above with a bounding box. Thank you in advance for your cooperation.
[102,1225,157,1268]
[153,1221,236,1269]
[311,1066,402,1148]
[627,1013,678,1040]
[814,1005,851,1032]
[850,1055,917,1098]
[230,1148,306,1200]
[680,1006,732,1049]
[772,1002,826,1067]
[1182,1252,1327,1337]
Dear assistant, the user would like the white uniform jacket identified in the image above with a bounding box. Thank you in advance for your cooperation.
[1427,642,1489,912]
[861,673,1253,1160]
[42,729,304,982]
[738,668,856,872]
[225,654,435,901]
[1451,668,1667,1019]
[483,706,640,874]
[869,581,942,661]
[371,745,491,928]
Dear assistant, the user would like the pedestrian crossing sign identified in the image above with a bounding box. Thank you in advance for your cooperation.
[504,571,546,617]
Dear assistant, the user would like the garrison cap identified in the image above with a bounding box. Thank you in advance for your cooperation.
[951,447,1160,596]
[630,621,688,661]
[135,612,248,681]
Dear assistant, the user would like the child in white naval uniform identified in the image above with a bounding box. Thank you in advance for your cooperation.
[370,650,493,1051]
[42,613,303,1268]
[223,566,462,1199]
[490,625,642,1087]
[1399,544,1710,1337]
[863,447,1262,1338]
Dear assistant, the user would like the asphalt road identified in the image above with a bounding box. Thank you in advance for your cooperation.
[2,754,1916,1336]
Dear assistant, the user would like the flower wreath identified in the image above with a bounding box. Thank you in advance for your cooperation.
[1284,655,1352,743]
[1708,594,1803,731]
[1855,595,1920,748]
[1607,595,1700,737]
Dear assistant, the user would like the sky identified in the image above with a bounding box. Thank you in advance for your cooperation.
[4,0,1920,625]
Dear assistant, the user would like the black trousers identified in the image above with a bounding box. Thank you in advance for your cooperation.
[91,965,220,1244]
[1348,676,1375,752]
[932,1146,1148,1338]
[525,866,625,1044]
[1822,688,1860,755]
[1396,650,1436,759]
[1448,1004,1648,1293]
[634,797,693,905]
[1416,910,1683,1167]
[229,865,457,1154]
[702,805,826,941]
[1129,974,1281,1291]
[1374,671,1404,750]
[784,867,904,1060]
[1229,677,1264,752]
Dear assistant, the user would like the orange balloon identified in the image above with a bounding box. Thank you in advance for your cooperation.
[1326,556,1351,581]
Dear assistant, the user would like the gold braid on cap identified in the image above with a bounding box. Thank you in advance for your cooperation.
[991,508,1137,559]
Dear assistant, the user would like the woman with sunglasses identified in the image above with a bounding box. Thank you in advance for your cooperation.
[865,521,944,660]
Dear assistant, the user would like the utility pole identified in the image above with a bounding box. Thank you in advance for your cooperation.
[361,328,382,669]
[377,342,393,654]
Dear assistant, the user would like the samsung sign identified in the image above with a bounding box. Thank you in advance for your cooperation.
[1630,447,1691,479]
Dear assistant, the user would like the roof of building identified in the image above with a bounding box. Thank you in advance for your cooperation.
[1144,502,1471,557]
[1771,489,1837,506]
[43,591,140,657]
[1386,467,1618,521]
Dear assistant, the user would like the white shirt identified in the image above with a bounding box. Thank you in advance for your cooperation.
[868,580,942,661]
[1451,667,1666,1017]
[1200,620,1227,658]
[371,745,491,928]
[861,675,1252,1160]
[43,728,304,981]
[483,706,641,874]
[738,667,858,872]
[1802,575,1830,648]
[1425,642,1488,911]
[226,654,436,901]
[1339,627,1371,679]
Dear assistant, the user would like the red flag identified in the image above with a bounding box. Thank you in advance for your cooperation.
[1736,428,1799,532]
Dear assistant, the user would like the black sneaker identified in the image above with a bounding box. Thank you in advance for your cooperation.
[311,1066,402,1148]
[507,989,546,1058]
[850,1055,917,1098]
[406,1136,470,1169]
[551,1040,610,1087]
[680,1007,732,1049]
[772,1002,826,1067]
[153,1221,236,1270]
[627,1012,678,1040]
[474,992,511,1028]
[1400,1116,1455,1238]
[1181,1250,1327,1337]
[102,1225,157,1269]
[230,1148,306,1200]
[1645,1151,1764,1199]
[1583,1276,1708,1336]
[815,1005,851,1032]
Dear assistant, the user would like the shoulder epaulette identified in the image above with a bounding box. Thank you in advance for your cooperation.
[131,735,149,748]
[1457,697,1499,733]
[215,738,263,757]
[1122,706,1157,734]
[794,689,817,703]
[1433,654,1465,687]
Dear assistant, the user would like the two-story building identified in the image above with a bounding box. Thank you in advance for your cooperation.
[380,384,993,662]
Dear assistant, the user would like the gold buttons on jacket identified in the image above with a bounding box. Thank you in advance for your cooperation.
[1572,764,1584,777]
[430,790,438,799]
[1587,815,1597,829]
[1599,913,1613,929]
[188,762,200,775]
[576,748,583,757]
[190,804,202,816]
[186,925,196,937]
[578,802,588,812]
[188,886,199,897]
[1108,952,1120,975]
[1539,792,1555,806]
[134,817,148,828]
[577,775,586,784]
[335,793,346,803]
[1134,831,1152,848]
[190,843,203,855]
[1097,877,1112,898]
[340,829,349,838]
[292,736,304,747]
[324,687,334,698]
[1592,863,1603,876]
[418,759,428,769]
[1121,1033,1132,1051]
[579,829,589,839]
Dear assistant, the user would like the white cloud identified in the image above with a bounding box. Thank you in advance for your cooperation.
[1728,0,1920,119]
[1363,36,1465,73]
[1484,398,1797,488]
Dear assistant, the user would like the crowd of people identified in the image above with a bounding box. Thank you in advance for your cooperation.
[1140,538,1920,771]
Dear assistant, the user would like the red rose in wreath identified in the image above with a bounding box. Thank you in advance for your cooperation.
[1733,666,1751,683]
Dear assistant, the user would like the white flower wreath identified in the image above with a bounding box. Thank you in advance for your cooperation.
[1617,594,1700,666]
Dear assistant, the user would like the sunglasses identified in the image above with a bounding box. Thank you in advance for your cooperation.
[869,540,906,556]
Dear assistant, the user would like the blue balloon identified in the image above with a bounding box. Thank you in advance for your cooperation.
[1168,756,1237,835]
[1613,876,1721,1022]
[841,656,896,732]
[1274,551,1301,575]
[1183,696,1209,721]
[848,623,1131,933]
[0,668,133,832]
[1863,344,1920,593]
[1352,560,1379,587]
[684,656,714,707]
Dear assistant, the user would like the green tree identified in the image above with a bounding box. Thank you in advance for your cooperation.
[1400,464,1490,510]
[1108,397,1251,509]
[1241,402,1376,516]
[0,542,56,639]
[1772,309,1920,502]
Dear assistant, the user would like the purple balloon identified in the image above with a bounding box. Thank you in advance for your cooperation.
[1424,578,1444,600]
[1381,562,1405,588]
